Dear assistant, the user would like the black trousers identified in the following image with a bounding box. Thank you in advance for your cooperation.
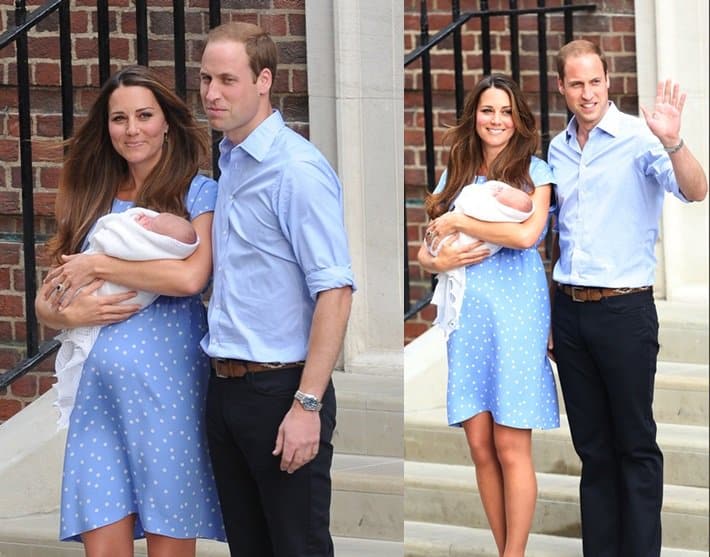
[552,289,663,557]
[206,365,336,557]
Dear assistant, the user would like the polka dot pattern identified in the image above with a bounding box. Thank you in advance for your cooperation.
[446,190,560,430]
[59,176,225,542]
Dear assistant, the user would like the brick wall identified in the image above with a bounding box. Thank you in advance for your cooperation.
[404,0,639,344]
[0,0,307,421]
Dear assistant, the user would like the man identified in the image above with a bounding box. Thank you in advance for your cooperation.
[548,39,707,557]
[198,22,355,557]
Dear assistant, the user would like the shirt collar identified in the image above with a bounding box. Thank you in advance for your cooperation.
[565,101,620,143]
[218,110,285,162]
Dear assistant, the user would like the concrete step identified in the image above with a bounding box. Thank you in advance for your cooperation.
[654,361,709,426]
[656,300,709,364]
[404,521,710,557]
[0,512,403,556]
[332,371,403,458]
[405,409,709,488]
[404,461,709,551]
[549,359,709,425]
[332,453,403,541]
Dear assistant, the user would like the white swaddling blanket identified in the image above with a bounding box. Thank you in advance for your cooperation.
[53,208,199,428]
[430,181,534,339]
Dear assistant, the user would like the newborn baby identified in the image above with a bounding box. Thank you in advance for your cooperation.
[427,180,533,257]
[428,180,535,338]
[53,208,199,428]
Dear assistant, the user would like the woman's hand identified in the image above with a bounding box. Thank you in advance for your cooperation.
[417,235,490,274]
[43,253,105,309]
[36,278,141,329]
[425,212,464,253]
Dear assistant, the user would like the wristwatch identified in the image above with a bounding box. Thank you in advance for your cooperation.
[294,390,322,411]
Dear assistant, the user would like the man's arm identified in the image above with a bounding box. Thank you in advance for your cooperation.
[641,79,708,202]
[272,286,353,474]
[665,143,708,202]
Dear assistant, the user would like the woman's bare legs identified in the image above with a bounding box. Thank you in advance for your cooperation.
[494,423,536,557]
[82,515,135,557]
[146,534,196,557]
[463,412,506,555]
[81,515,196,557]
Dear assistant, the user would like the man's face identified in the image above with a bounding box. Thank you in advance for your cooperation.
[200,39,271,144]
[557,53,610,132]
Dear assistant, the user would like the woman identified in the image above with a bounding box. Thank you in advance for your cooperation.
[35,65,225,556]
[418,74,559,557]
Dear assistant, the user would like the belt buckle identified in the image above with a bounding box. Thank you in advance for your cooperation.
[214,358,246,379]
[613,287,633,294]
[570,286,586,302]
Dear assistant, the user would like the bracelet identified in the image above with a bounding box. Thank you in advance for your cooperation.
[664,138,684,155]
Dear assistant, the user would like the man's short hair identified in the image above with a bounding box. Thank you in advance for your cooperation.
[204,22,278,84]
[556,39,607,80]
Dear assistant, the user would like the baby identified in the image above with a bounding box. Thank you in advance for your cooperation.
[426,180,533,257]
[53,208,199,428]
[134,211,197,244]
[428,180,534,338]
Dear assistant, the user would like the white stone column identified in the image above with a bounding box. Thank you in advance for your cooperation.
[305,0,404,375]
[635,0,709,303]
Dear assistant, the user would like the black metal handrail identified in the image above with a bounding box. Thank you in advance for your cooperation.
[404,0,596,320]
[0,0,222,391]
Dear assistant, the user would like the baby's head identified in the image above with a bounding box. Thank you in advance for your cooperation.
[135,212,197,244]
[491,182,533,213]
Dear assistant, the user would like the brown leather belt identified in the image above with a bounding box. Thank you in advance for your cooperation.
[211,358,305,378]
[558,284,652,303]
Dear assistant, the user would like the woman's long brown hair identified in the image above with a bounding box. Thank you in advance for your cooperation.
[425,74,538,219]
[47,65,210,263]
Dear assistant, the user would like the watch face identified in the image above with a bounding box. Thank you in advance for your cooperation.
[296,391,321,411]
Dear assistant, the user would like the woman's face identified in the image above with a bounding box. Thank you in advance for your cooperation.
[107,85,169,171]
[475,86,515,155]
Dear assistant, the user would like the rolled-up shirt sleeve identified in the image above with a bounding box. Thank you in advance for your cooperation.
[278,159,356,300]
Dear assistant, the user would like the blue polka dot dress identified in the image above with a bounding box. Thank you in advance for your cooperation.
[442,158,560,429]
[60,175,226,542]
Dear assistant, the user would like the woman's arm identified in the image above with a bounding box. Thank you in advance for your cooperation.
[36,279,141,330]
[428,185,552,251]
[417,235,490,274]
[46,212,214,308]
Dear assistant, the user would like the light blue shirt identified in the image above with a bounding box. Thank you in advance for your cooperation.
[548,102,687,288]
[201,111,355,362]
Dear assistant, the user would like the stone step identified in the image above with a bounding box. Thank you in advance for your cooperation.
[0,512,403,556]
[331,453,403,541]
[405,409,709,488]
[404,461,709,551]
[551,360,709,426]
[332,371,403,458]
[656,300,709,364]
[654,361,709,426]
[404,521,710,557]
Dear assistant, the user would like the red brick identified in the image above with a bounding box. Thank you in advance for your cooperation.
[611,15,635,32]
[273,0,304,8]
[10,374,37,398]
[39,166,62,188]
[39,375,57,394]
[404,321,428,344]
[0,399,23,422]
[260,14,288,36]
[0,139,19,162]
[0,295,24,317]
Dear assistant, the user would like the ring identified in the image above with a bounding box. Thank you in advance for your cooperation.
[55,283,65,293]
